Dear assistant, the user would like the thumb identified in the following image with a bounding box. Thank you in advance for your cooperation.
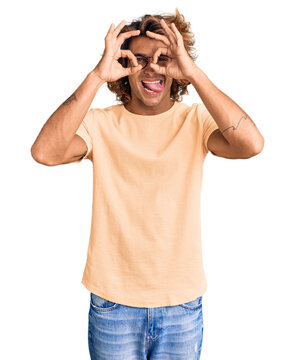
[149,63,166,74]
[125,64,143,75]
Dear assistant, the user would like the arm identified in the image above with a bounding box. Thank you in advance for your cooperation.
[31,20,142,166]
[146,19,264,159]
[30,71,104,166]
[188,66,265,159]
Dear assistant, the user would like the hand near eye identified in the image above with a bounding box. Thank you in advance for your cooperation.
[146,19,197,81]
[93,20,143,82]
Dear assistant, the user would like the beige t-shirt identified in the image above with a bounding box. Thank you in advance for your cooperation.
[75,100,218,308]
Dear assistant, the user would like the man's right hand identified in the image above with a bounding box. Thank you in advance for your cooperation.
[93,20,143,82]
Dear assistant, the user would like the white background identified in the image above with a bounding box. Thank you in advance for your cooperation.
[1,0,294,359]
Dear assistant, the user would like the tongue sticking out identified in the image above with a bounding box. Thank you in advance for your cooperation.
[143,81,164,92]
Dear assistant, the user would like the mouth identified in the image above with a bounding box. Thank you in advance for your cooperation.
[140,79,164,95]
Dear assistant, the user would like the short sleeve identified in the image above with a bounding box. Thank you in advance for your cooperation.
[197,103,219,155]
[74,109,94,162]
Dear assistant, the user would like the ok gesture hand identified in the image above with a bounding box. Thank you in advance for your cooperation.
[94,20,143,82]
[146,19,197,81]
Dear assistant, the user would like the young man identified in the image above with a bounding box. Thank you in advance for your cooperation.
[31,10,264,360]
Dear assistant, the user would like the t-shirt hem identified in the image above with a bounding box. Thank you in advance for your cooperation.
[81,278,207,308]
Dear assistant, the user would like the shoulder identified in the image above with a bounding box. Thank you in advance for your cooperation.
[177,101,203,114]
[86,105,119,124]
[183,102,215,127]
[91,104,122,119]
[176,101,204,124]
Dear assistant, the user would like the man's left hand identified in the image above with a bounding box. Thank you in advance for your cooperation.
[146,19,197,81]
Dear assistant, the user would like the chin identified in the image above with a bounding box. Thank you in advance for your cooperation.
[129,80,171,108]
[141,96,163,106]
[139,89,168,106]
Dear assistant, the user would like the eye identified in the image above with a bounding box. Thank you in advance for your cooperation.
[136,57,145,62]
[158,56,169,61]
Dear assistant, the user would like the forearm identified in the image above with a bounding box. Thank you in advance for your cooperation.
[31,70,105,163]
[188,66,264,152]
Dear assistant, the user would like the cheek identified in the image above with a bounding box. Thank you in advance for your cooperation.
[166,79,173,91]
[127,75,133,82]
[128,76,139,89]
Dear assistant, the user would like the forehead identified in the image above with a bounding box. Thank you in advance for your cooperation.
[129,36,167,55]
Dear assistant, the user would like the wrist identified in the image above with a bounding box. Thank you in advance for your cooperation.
[90,68,106,85]
[187,65,207,84]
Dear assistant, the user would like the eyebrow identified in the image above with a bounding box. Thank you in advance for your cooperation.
[133,53,169,57]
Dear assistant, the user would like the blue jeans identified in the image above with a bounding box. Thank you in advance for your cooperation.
[88,292,204,359]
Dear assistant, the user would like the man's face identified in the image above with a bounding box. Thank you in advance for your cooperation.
[127,36,173,111]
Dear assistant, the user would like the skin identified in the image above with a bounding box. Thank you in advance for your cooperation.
[31,18,263,166]
[124,19,197,115]
[93,19,196,116]
[124,36,174,116]
[96,19,264,157]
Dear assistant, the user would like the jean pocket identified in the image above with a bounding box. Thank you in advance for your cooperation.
[179,296,202,309]
[90,292,119,312]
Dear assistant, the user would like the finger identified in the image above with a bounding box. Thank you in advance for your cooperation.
[105,23,115,40]
[124,64,143,76]
[117,30,140,46]
[160,19,177,46]
[119,49,138,67]
[149,62,167,75]
[152,47,169,63]
[113,20,127,37]
[171,23,184,45]
[145,31,170,46]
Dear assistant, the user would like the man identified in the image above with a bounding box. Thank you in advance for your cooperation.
[31,9,264,360]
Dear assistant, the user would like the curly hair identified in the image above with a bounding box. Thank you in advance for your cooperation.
[107,8,198,105]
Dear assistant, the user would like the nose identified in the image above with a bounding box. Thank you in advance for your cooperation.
[143,59,157,74]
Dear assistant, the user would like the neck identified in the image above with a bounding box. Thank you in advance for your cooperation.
[124,98,175,116]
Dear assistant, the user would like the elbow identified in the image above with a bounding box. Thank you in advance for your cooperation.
[248,137,265,158]
[31,145,42,163]
[30,146,56,166]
